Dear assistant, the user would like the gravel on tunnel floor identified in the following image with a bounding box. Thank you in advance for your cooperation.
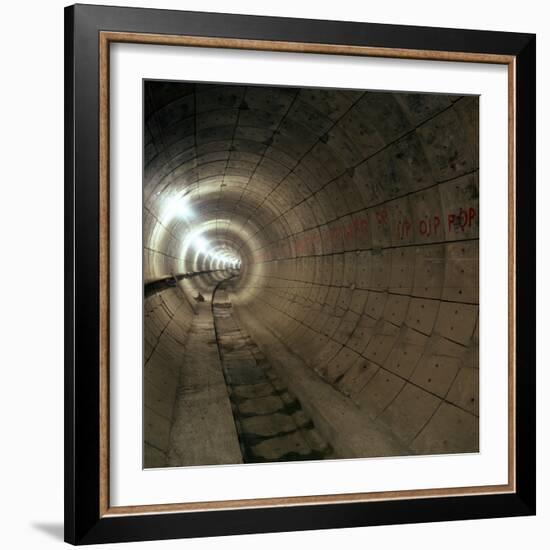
[213,281,334,463]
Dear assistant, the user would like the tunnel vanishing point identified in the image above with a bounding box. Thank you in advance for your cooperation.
[143,81,479,468]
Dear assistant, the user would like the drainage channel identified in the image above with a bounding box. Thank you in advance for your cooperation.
[212,278,334,464]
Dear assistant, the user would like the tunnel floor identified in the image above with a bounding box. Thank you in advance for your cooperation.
[212,281,333,463]
[160,274,413,467]
[164,276,334,467]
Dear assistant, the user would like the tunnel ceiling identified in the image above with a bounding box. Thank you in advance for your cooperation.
[144,82,477,288]
[143,80,479,460]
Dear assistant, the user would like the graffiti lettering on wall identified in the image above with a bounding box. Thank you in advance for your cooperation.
[448,207,477,232]
[254,205,477,262]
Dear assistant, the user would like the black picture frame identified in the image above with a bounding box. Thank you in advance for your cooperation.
[65,3,536,545]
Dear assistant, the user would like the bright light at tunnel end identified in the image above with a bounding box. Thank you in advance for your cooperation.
[185,233,242,271]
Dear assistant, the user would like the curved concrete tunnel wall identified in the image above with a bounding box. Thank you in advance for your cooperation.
[143,81,479,466]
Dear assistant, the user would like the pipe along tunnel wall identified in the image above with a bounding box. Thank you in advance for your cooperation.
[143,82,479,468]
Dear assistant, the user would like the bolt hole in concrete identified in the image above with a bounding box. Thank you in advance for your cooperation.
[143,81,479,469]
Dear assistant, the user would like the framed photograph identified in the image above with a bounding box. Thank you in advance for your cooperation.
[64,3,536,545]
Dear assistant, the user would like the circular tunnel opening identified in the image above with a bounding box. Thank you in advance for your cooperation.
[143,80,479,468]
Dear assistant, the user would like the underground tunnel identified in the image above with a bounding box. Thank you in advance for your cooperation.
[143,80,479,468]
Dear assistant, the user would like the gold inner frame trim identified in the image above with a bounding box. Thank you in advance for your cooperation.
[98,30,517,518]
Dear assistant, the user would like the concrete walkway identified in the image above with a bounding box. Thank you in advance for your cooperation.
[166,298,243,467]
